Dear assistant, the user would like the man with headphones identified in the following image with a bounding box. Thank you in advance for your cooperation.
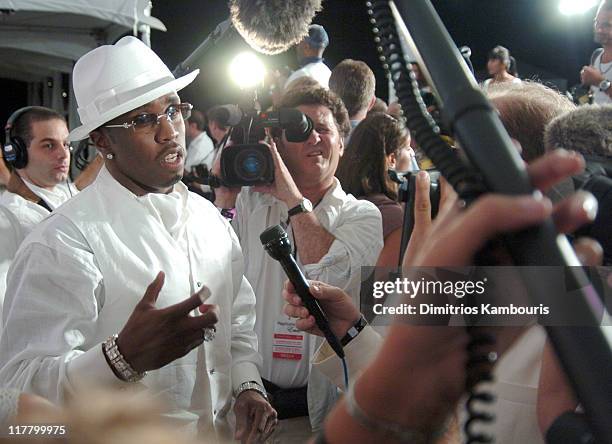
[1,106,76,233]
[0,106,104,327]
[1,106,103,232]
[0,106,76,328]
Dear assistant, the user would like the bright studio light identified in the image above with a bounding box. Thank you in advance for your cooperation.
[559,0,599,16]
[229,52,266,89]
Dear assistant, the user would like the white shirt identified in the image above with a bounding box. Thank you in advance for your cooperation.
[0,167,262,438]
[0,179,77,331]
[461,326,546,444]
[0,387,20,428]
[285,62,332,89]
[0,180,77,235]
[0,207,22,331]
[591,52,612,105]
[234,179,383,389]
[185,132,216,172]
[482,77,522,90]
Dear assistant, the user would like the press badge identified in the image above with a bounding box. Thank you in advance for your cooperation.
[272,316,305,361]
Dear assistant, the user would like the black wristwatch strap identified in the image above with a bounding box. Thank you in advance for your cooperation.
[341,314,368,346]
[288,204,302,217]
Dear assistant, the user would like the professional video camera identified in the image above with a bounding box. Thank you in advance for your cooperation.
[209,104,314,187]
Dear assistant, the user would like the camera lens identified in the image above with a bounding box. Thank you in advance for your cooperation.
[235,149,266,181]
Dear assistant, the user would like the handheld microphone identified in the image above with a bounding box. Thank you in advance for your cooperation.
[260,224,345,359]
[229,0,323,55]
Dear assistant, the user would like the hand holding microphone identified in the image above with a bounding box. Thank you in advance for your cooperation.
[283,280,361,340]
[260,224,345,359]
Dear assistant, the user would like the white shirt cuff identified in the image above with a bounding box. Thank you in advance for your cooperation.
[312,325,382,388]
[66,343,131,391]
[231,361,263,393]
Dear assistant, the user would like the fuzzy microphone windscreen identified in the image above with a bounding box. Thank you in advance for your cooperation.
[229,0,323,55]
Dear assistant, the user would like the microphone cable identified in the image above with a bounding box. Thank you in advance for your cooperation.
[366,1,485,203]
[342,356,349,391]
[464,327,497,443]
[366,2,494,442]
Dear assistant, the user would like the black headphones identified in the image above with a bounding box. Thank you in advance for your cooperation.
[3,106,45,169]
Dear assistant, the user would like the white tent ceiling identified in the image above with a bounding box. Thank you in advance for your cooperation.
[0,0,166,81]
[0,0,167,145]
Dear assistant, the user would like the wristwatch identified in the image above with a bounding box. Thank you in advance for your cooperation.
[599,79,611,92]
[287,197,313,218]
[341,314,368,346]
[234,381,269,401]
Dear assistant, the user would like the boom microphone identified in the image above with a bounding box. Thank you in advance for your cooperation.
[173,19,238,78]
[260,225,345,359]
[175,0,321,76]
[229,0,323,54]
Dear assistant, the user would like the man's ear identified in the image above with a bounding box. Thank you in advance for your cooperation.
[89,130,112,157]
[338,135,345,157]
[367,95,376,112]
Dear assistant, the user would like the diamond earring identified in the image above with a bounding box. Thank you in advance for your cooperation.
[106,153,114,160]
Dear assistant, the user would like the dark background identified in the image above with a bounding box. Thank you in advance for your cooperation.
[149,0,601,112]
[0,0,603,122]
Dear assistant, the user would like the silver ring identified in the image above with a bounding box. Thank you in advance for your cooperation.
[203,327,216,342]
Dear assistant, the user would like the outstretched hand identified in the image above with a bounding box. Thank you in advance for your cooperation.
[116,272,219,373]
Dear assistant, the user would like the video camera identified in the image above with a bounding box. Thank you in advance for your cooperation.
[211,105,314,187]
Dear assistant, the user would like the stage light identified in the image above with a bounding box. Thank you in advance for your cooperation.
[229,52,266,89]
[559,0,599,16]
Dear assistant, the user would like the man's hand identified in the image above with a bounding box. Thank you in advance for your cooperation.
[581,66,605,87]
[252,138,304,209]
[234,390,277,444]
[403,172,457,264]
[283,280,361,339]
[405,149,594,267]
[115,271,219,373]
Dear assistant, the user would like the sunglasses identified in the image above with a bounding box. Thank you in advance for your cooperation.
[104,103,193,133]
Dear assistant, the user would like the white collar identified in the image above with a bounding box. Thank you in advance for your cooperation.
[22,177,75,210]
[96,166,190,238]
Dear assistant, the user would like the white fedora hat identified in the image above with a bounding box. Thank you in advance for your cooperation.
[69,36,199,141]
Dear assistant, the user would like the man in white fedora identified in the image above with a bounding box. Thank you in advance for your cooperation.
[0,36,276,442]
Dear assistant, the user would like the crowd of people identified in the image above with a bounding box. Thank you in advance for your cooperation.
[0,2,611,444]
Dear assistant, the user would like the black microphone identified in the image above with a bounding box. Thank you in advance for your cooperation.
[258,108,314,143]
[229,0,322,55]
[260,224,345,359]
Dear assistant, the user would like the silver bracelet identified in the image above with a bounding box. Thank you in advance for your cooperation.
[344,377,446,444]
[234,381,268,401]
[102,334,147,382]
